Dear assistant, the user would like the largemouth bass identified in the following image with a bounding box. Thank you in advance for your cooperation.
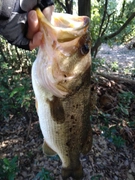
[32,8,92,179]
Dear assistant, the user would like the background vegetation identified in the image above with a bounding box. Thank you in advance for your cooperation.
[0,0,135,179]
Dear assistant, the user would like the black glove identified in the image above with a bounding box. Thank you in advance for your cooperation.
[0,0,54,50]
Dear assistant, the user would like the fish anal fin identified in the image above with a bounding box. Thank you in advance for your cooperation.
[61,163,83,180]
[42,141,56,156]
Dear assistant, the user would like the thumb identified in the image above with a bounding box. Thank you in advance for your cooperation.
[27,10,39,39]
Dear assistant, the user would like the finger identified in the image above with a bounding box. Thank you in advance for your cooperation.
[29,31,43,50]
[27,10,39,40]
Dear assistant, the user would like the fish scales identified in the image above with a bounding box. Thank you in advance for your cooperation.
[32,8,92,179]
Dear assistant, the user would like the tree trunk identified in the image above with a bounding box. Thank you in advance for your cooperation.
[92,11,135,57]
[78,0,90,17]
[65,0,73,14]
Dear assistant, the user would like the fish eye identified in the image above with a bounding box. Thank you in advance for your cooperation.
[81,44,89,55]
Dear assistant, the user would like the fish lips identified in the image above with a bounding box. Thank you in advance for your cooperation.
[36,8,90,43]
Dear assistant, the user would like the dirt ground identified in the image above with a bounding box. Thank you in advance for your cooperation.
[0,115,135,180]
[97,43,135,72]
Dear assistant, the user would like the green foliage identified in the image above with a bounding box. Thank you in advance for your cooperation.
[117,91,135,116]
[0,156,18,180]
[54,0,65,13]
[91,89,135,148]
[110,61,119,72]
[117,103,129,116]
[101,125,125,148]
[91,58,106,73]
[112,135,125,148]
[128,121,135,128]
[91,174,103,180]
[118,91,135,105]
[91,0,135,56]
[0,37,37,119]
[34,168,53,180]
[98,113,126,148]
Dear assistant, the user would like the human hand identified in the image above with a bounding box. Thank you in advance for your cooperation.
[27,6,54,50]
[27,10,43,50]
[0,0,54,50]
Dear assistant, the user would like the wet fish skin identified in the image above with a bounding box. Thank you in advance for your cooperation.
[32,9,92,179]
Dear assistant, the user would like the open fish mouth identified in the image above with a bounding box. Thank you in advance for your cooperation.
[51,13,90,42]
[36,8,89,43]
[34,9,91,98]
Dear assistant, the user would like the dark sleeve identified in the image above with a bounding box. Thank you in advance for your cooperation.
[0,0,16,19]
[0,0,38,18]
[38,0,54,11]
[0,0,54,50]
[0,0,38,50]
[20,0,54,11]
[0,0,54,18]
[0,12,30,50]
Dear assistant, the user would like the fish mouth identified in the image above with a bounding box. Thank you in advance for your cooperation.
[36,8,89,43]
[35,9,91,98]
[52,13,89,30]
[54,15,89,43]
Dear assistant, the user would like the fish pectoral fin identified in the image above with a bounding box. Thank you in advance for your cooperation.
[47,96,65,124]
[42,141,57,156]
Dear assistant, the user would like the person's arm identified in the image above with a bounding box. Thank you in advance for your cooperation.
[0,0,54,50]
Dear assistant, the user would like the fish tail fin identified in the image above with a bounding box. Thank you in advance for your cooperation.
[61,163,83,180]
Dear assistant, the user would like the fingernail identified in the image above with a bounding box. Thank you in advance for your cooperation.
[29,11,37,21]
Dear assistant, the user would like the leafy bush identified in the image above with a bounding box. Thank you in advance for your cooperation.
[90,88,135,148]
[117,91,135,117]
[91,174,103,180]
[91,57,106,73]
[34,168,53,180]
[0,156,18,180]
[91,0,135,57]
[0,37,37,120]
[110,61,119,72]
[100,124,125,148]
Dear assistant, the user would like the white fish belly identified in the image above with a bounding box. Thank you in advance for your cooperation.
[32,61,71,167]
